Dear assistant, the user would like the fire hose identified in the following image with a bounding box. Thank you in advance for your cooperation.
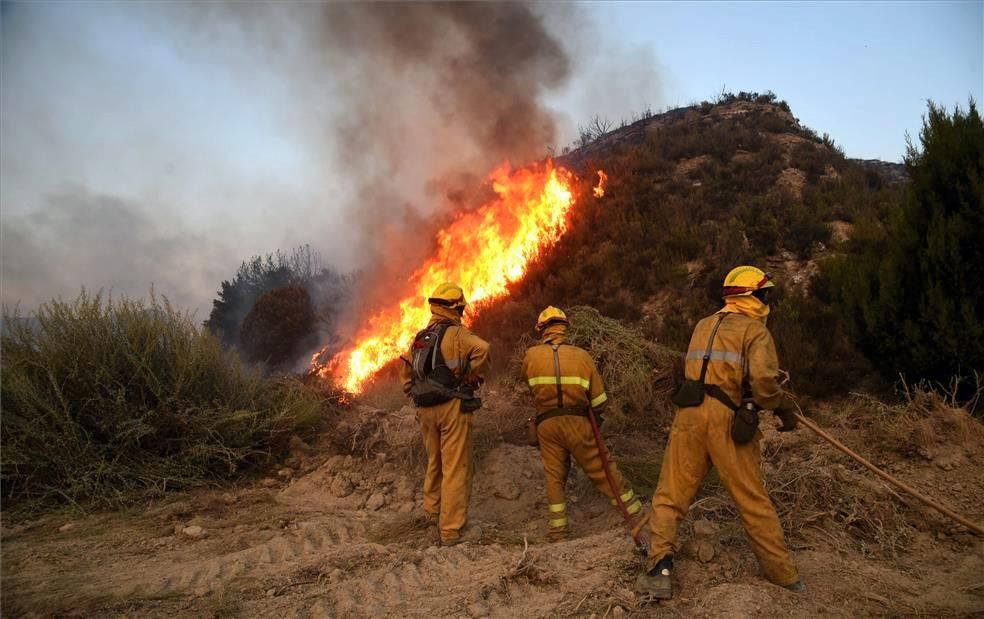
[788,400,984,536]
[586,405,649,555]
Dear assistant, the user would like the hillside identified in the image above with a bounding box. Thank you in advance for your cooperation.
[476,93,907,396]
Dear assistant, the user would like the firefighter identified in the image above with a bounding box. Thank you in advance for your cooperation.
[522,306,643,541]
[637,266,804,599]
[401,283,490,546]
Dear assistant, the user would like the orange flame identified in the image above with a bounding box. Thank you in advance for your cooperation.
[593,170,608,198]
[312,160,582,393]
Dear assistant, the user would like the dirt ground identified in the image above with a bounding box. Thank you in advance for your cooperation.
[3,392,983,618]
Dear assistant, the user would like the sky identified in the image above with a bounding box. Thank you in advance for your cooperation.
[1,1,981,315]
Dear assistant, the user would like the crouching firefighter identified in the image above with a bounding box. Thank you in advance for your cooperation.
[637,266,804,600]
[522,307,643,542]
[401,283,490,546]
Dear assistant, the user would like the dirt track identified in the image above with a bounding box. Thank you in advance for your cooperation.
[3,402,983,618]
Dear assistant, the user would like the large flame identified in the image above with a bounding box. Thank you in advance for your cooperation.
[314,160,595,393]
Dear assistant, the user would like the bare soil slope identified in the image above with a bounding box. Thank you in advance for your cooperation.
[3,396,983,618]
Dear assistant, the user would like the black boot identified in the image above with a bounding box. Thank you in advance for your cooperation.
[636,555,673,600]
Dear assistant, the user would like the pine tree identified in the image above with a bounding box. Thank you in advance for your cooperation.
[829,100,984,384]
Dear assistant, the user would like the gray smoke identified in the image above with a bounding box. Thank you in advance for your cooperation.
[1,2,662,321]
[3,189,231,316]
[314,3,576,317]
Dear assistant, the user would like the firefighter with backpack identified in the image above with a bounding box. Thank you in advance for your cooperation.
[401,283,490,546]
[522,306,643,542]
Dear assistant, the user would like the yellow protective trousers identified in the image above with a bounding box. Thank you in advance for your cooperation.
[537,415,642,538]
[419,398,474,542]
[647,403,799,586]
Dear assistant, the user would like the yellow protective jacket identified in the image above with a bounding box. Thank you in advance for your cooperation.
[521,326,608,414]
[400,305,491,395]
[647,301,799,585]
[684,309,789,412]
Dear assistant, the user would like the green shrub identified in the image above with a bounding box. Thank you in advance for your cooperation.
[826,100,984,388]
[768,284,875,396]
[785,202,832,257]
[1,291,325,510]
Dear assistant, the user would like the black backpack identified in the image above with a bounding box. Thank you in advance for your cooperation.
[408,322,480,410]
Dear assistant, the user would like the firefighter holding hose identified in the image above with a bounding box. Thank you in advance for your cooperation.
[637,266,804,599]
[522,306,644,542]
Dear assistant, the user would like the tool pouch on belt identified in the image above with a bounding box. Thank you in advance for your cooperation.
[460,397,483,412]
[671,314,728,409]
[671,379,705,408]
[731,400,760,444]
[526,417,539,447]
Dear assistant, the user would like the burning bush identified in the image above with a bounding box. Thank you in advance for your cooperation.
[239,286,316,366]
[0,291,326,511]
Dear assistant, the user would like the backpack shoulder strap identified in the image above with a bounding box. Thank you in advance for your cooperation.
[429,321,454,373]
[697,313,729,383]
[699,313,738,410]
[551,344,564,409]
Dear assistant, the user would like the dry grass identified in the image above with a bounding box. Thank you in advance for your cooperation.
[832,389,984,458]
[758,390,984,556]
[367,512,433,544]
[1,291,327,514]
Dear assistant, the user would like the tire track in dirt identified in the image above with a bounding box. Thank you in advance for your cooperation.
[329,545,517,616]
[147,517,373,597]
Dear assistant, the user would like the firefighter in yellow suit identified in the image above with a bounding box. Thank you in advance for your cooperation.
[401,283,490,546]
[638,266,804,599]
[522,306,642,541]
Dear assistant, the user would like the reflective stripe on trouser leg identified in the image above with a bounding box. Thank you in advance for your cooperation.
[547,502,568,529]
[561,416,636,517]
[537,418,572,537]
[610,488,643,515]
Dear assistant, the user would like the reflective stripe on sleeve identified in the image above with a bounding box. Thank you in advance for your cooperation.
[590,392,608,407]
[686,349,745,365]
[548,516,569,528]
[527,376,591,389]
[626,499,642,515]
[548,502,567,513]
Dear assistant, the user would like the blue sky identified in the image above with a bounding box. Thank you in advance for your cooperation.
[1,2,981,313]
[587,1,982,160]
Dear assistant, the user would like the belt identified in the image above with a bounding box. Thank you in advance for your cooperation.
[535,407,589,426]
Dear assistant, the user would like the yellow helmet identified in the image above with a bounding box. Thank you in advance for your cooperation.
[536,306,569,330]
[428,282,467,309]
[722,266,775,297]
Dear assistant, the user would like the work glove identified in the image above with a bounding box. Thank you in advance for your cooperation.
[774,408,798,432]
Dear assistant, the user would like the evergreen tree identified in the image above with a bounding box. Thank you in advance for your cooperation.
[828,100,983,383]
[205,255,296,346]
[239,286,316,365]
